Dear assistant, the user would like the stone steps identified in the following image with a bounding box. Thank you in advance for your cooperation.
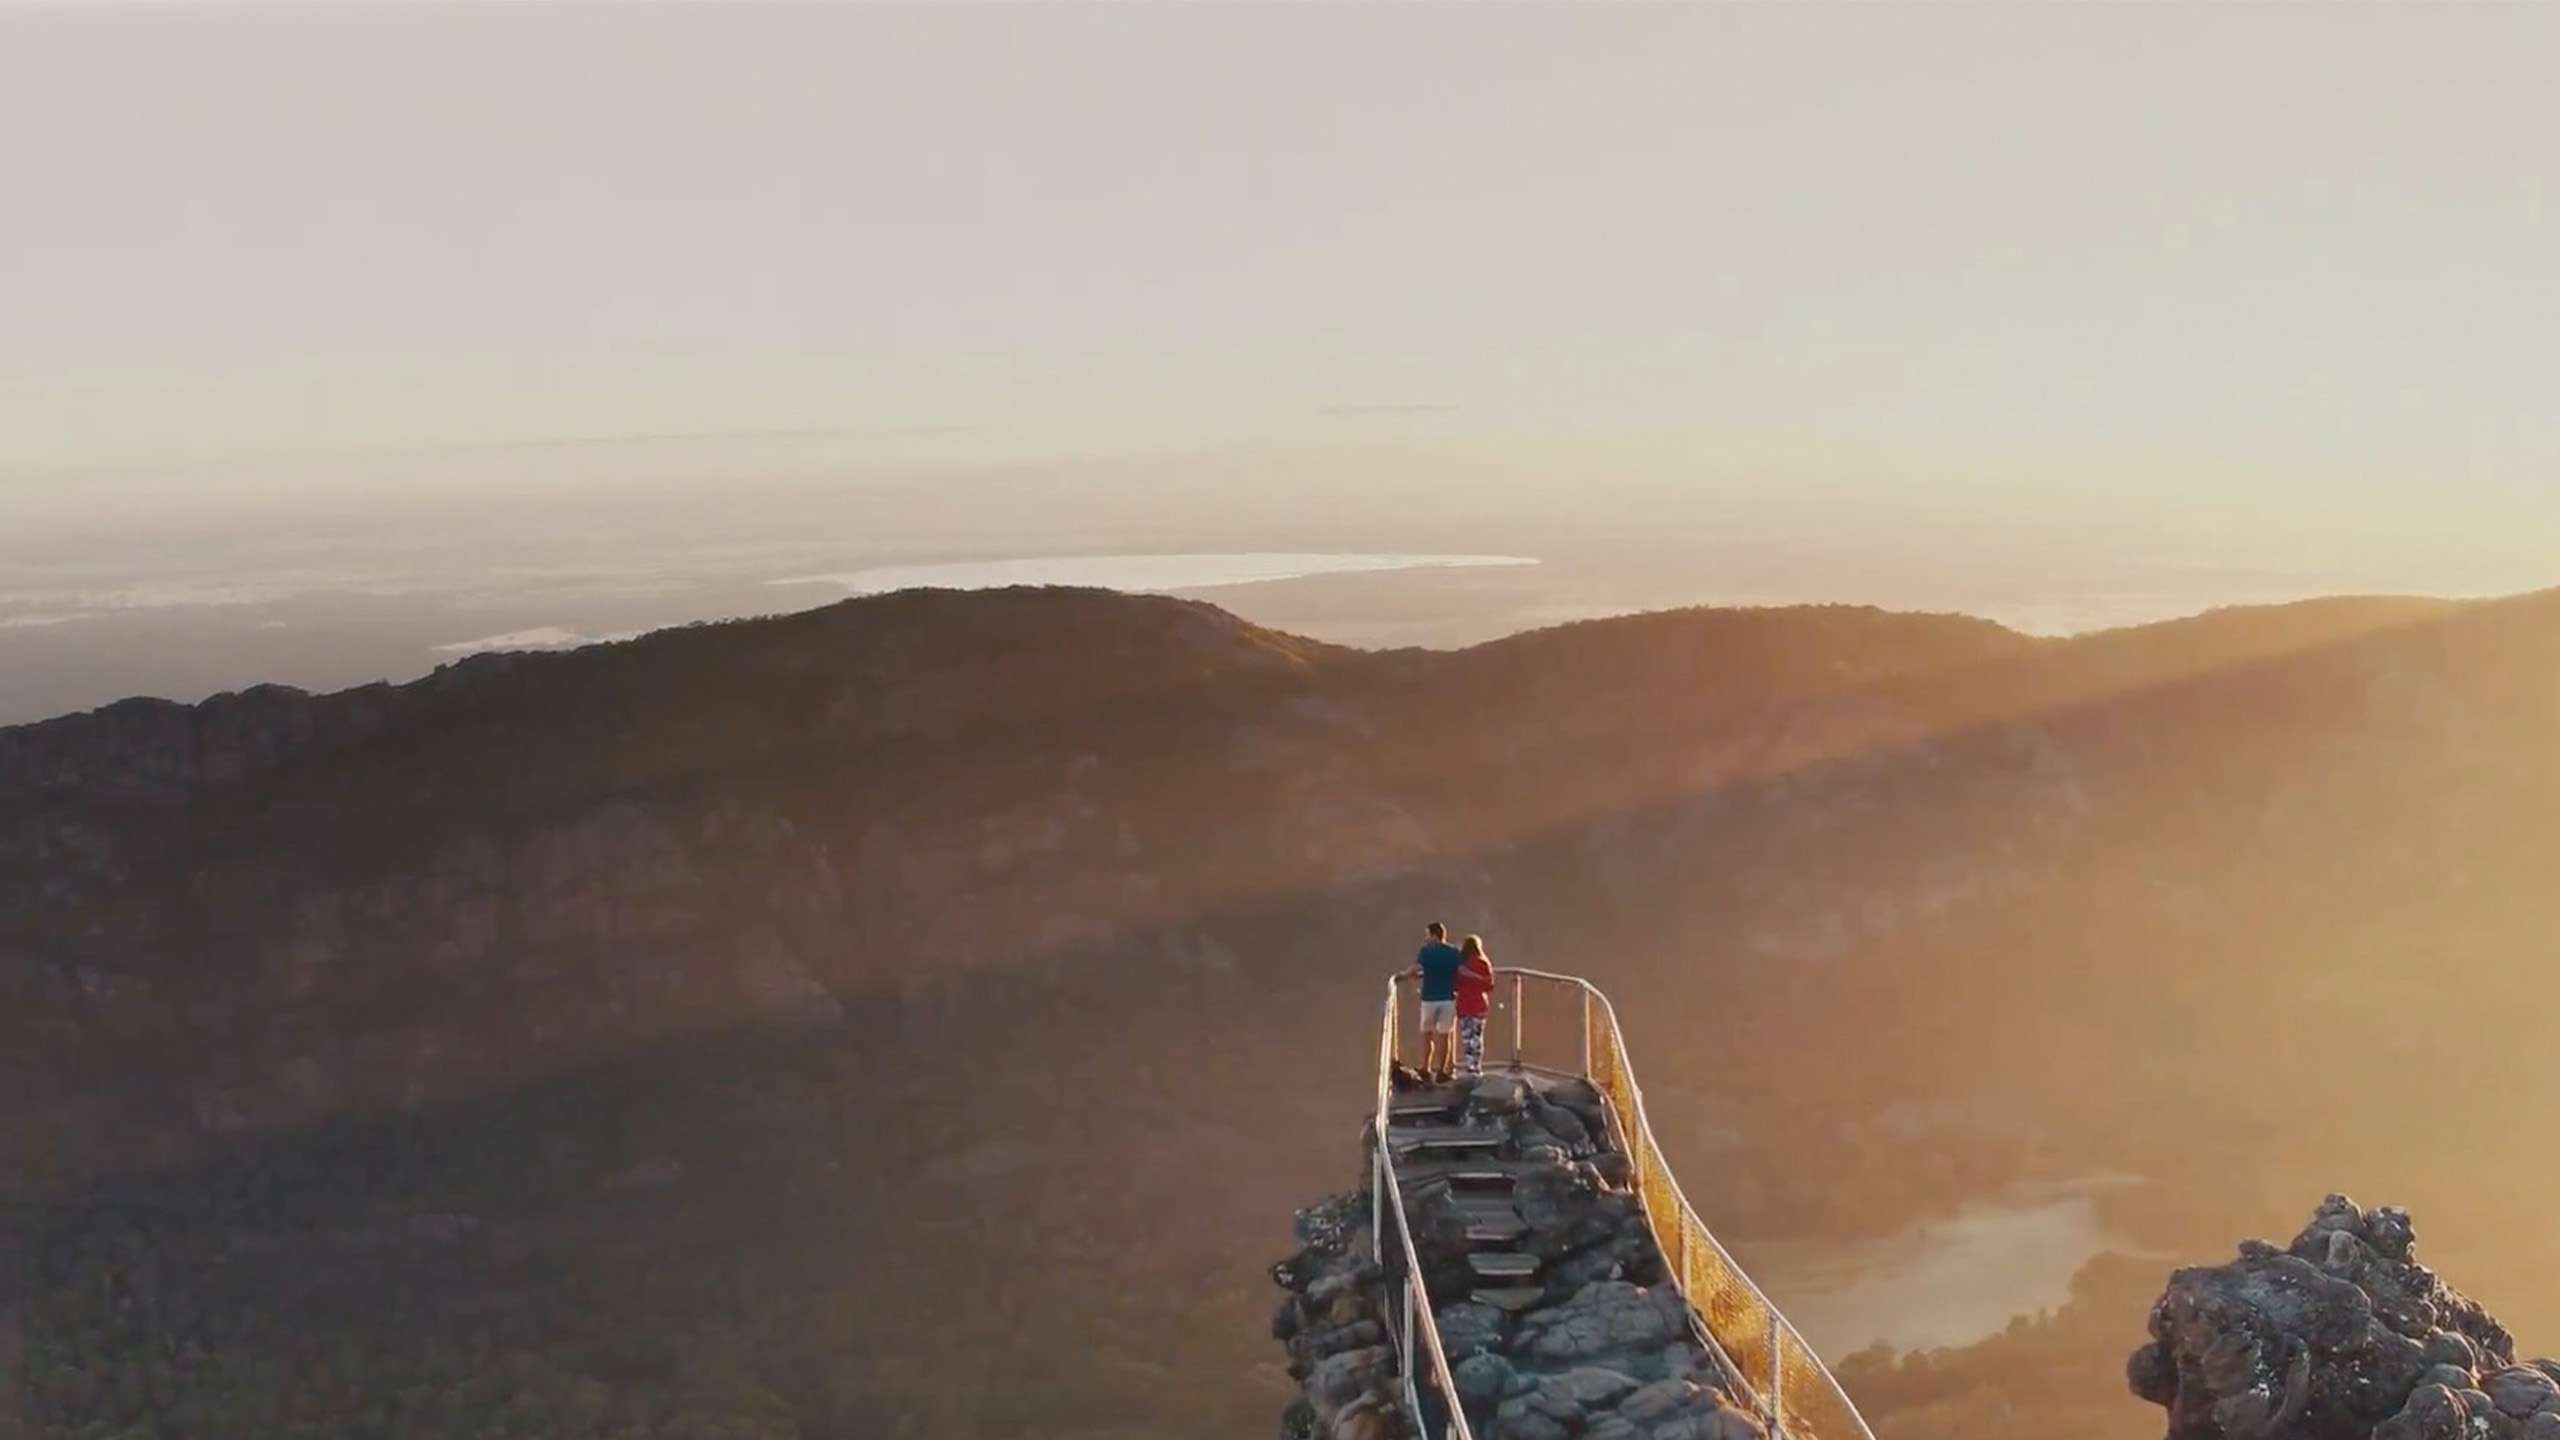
[1387,1122,1508,1156]
[1395,1156,1550,1185]
[1387,1094,1463,1121]
[1449,1188,1528,1245]
[1301,1055,1769,1440]
[1387,1086,1556,1316]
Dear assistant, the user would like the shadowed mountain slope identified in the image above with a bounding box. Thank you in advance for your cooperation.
[5,584,2559,1440]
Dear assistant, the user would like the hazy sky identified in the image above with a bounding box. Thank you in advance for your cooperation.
[3,1,2555,582]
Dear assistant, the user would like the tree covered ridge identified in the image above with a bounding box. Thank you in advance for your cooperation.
[9,583,2560,1438]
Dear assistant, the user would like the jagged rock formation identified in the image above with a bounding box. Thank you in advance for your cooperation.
[1275,1073,1766,1440]
[1272,1192,1406,1440]
[2131,1196,2560,1440]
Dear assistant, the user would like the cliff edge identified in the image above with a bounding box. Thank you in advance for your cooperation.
[2132,1196,2560,1440]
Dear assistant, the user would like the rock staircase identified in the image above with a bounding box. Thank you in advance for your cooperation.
[1301,967,1880,1440]
[1386,1080,1548,1312]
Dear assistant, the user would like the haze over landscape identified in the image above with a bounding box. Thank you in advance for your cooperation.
[5,4,2560,1440]
[6,2,2557,721]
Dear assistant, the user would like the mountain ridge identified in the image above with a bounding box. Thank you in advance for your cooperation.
[6,583,2554,1188]
[6,586,2494,810]
[9,581,2560,1439]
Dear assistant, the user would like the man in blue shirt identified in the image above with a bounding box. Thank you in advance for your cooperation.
[1409,921,1467,1083]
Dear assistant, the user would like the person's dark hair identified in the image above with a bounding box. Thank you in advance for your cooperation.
[1426,921,1446,939]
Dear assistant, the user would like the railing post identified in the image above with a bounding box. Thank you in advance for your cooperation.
[1669,1206,1686,1293]
[1578,986,1591,1076]
[1390,975,1404,1070]
[1507,972,1524,1068]
[1767,1309,1785,1437]
[1679,1212,1695,1301]
[1402,1275,1420,1428]
[1373,1141,1386,1266]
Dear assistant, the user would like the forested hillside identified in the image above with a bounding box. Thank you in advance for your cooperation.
[7,585,2560,1438]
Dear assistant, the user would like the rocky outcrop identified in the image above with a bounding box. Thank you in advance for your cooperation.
[2130,1195,2556,1440]
[1273,1192,1407,1440]
[1275,1077,1766,1440]
[1467,1280,1761,1440]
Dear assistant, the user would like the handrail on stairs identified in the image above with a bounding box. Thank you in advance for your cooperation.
[1369,967,1877,1440]
[1373,977,1475,1440]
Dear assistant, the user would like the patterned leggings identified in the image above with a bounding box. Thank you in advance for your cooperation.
[1458,1016,1487,1075]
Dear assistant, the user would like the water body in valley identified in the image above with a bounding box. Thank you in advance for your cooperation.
[1749,1182,2141,1360]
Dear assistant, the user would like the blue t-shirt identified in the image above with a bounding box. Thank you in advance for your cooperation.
[1416,941,1465,1002]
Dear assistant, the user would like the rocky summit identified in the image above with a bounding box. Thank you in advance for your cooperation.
[2131,1196,2559,1440]
[1274,1071,1765,1440]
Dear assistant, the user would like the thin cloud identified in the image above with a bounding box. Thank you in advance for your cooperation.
[7,425,995,481]
[1321,403,1460,416]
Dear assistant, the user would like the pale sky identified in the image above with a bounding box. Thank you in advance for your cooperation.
[2,1,2556,582]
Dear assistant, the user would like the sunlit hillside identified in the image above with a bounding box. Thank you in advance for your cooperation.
[6,585,2560,1437]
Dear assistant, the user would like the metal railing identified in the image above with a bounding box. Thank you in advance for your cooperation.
[1372,977,1475,1440]
[1374,967,1877,1440]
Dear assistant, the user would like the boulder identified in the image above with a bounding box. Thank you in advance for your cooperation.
[1300,1319,1384,1364]
[2424,1331,2484,1373]
[1494,1367,1641,1440]
[1529,1098,1595,1154]
[1620,1377,1706,1425]
[2488,1366,2560,1418]
[1540,1076,1615,1135]
[1435,1301,1509,1361]
[1401,1182,1476,1303]
[1306,1344,1391,1411]
[1555,1366,1643,1409]
[1297,1190,1371,1251]
[1327,1393,1402,1440]
[1513,1163,1612,1245]
[1470,1073,1531,1115]
[2374,1382,2468,1440]
[2131,1197,2552,1440]
[1452,1351,1516,1409]
[2421,1364,2478,1393]
[1513,1282,1691,1366]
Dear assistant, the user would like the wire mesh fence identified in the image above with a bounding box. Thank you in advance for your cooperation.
[1378,968,1876,1440]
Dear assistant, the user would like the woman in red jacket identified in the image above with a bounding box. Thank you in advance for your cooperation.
[1454,935,1496,1077]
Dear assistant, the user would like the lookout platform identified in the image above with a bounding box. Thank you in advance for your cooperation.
[1363,970,1874,1440]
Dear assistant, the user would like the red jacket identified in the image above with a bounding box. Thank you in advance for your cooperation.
[1454,956,1494,1018]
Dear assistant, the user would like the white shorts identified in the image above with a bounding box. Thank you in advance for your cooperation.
[1418,999,1458,1032]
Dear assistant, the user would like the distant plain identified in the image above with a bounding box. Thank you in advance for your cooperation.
[0,456,2499,725]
